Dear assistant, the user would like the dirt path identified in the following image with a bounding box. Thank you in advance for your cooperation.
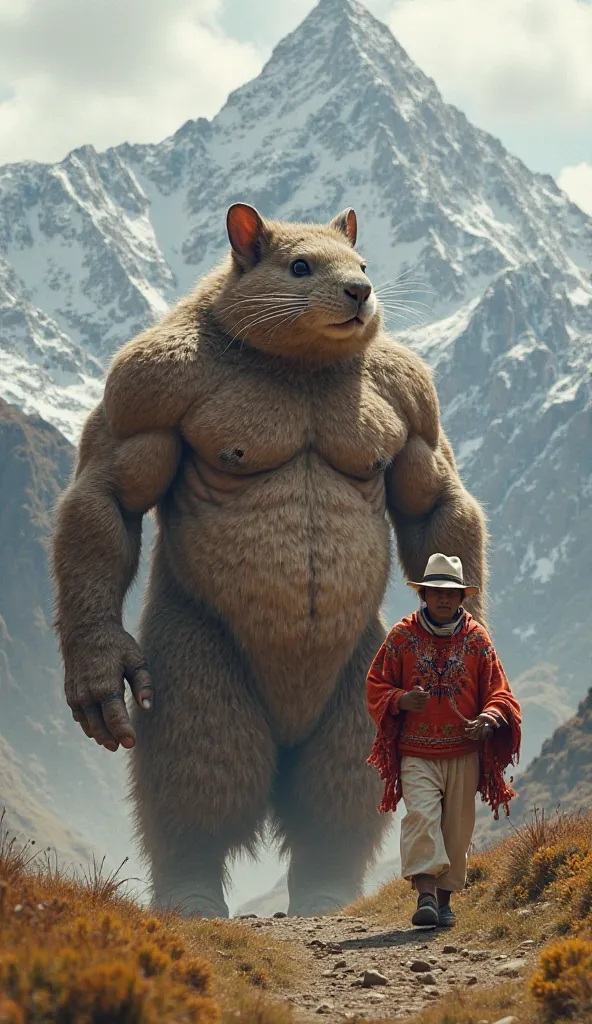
[239,912,536,1021]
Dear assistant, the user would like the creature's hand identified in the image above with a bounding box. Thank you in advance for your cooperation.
[464,713,496,742]
[64,623,153,752]
[399,685,430,712]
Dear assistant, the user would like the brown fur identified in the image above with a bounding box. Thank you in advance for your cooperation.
[51,206,487,917]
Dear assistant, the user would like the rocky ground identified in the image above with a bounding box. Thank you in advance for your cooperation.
[237,911,534,1023]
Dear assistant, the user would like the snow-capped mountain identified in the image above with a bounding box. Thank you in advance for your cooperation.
[0,0,590,697]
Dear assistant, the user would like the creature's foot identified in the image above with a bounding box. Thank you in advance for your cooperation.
[152,884,229,919]
[150,888,227,921]
[287,891,350,917]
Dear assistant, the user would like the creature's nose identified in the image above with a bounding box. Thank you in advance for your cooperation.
[344,281,372,307]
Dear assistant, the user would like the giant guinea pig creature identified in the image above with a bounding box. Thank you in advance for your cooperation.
[52,204,487,917]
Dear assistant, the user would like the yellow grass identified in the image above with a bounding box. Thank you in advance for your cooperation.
[0,811,297,1024]
[2,808,592,1023]
[350,809,592,1024]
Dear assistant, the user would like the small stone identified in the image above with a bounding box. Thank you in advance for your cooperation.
[273,911,287,918]
[418,972,438,986]
[518,939,535,948]
[424,987,439,998]
[350,925,368,932]
[442,944,458,954]
[326,942,343,953]
[491,1018,520,1024]
[461,948,470,957]
[308,939,327,949]
[322,970,337,978]
[466,975,479,985]
[496,959,525,978]
[369,994,386,1002]
[315,1003,333,1014]
[360,969,388,988]
[409,960,432,973]
[469,950,490,962]
[333,958,347,969]
[517,907,533,917]
[239,913,257,919]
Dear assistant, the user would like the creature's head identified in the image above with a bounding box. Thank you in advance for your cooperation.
[214,203,381,362]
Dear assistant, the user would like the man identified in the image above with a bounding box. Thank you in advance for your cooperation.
[366,554,521,928]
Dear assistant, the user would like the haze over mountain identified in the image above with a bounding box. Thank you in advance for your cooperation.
[0,0,589,903]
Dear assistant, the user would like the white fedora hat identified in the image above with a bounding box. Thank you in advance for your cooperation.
[407,553,479,596]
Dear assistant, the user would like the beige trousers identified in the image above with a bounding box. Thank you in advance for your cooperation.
[400,752,480,892]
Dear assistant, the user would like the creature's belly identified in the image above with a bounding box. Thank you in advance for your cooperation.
[163,454,391,743]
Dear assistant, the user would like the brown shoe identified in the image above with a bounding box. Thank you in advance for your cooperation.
[411,893,439,927]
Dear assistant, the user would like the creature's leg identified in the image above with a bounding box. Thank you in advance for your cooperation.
[272,619,389,916]
[130,555,275,918]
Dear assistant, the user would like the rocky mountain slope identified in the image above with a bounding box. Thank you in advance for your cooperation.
[0,736,92,867]
[475,684,592,848]
[0,398,142,874]
[503,663,575,771]
[0,0,589,704]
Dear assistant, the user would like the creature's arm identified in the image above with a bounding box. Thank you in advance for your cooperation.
[52,332,194,751]
[384,351,488,625]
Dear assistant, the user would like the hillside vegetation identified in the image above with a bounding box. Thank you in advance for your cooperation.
[2,810,591,1022]
[351,810,592,1023]
[0,813,296,1024]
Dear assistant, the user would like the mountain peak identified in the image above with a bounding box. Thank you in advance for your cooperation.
[213,0,437,156]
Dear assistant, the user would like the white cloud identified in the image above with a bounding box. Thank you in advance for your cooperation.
[0,0,265,165]
[0,0,589,172]
[557,162,592,216]
[388,0,592,126]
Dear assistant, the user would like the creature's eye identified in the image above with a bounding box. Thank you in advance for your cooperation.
[360,263,367,274]
[291,259,311,277]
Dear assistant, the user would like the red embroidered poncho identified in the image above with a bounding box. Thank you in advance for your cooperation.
[366,612,522,819]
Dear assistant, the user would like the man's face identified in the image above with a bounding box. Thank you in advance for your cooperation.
[423,587,464,624]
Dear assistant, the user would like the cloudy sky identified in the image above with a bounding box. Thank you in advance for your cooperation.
[0,0,591,214]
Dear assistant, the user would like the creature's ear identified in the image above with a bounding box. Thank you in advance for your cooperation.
[227,203,268,267]
[329,207,357,247]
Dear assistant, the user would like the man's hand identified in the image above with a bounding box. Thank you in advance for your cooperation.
[64,623,153,752]
[399,685,430,712]
[464,713,496,742]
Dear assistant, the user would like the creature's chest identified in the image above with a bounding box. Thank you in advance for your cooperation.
[179,360,408,477]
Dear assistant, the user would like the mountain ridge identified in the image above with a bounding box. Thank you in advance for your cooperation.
[0,0,590,707]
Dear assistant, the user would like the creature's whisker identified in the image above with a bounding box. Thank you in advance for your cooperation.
[222,297,309,315]
[229,305,308,340]
[378,298,434,314]
[380,302,430,316]
[268,307,307,340]
[229,303,308,334]
[381,309,428,327]
[232,293,309,304]
[375,281,436,298]
[220,305,306,355]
